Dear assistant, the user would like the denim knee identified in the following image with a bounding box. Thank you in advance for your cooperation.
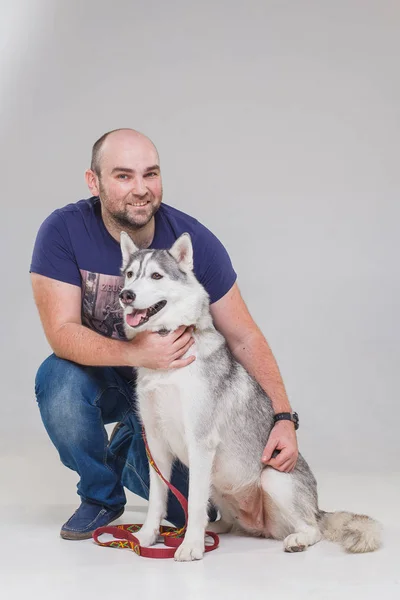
[35,354,101,445]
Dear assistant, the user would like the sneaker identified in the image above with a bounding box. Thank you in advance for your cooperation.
[60,501,124,540]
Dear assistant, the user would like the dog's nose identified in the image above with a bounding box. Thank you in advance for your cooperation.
[119,289,136,305]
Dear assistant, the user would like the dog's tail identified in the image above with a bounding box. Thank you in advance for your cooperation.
[318,510,382,553]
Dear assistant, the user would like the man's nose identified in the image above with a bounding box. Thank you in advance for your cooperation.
[132,177,147,196]
[119,289,136,305]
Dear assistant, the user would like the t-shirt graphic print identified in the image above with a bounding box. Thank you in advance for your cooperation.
[80,269,126,340]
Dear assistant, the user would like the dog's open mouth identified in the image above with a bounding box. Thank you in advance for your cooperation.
[125,300,167,328]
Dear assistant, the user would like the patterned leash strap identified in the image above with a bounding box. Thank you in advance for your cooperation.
[92,426,219,558]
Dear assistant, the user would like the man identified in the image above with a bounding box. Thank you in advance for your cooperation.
[30,128,298,540]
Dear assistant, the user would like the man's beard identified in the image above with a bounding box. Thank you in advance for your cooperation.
[100,186,161,230]
[110,204,158,230]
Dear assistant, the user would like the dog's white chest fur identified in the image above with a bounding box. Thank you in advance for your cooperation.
[136,367,196,466]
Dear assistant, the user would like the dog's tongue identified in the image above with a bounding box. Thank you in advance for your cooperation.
[126,309,147,327]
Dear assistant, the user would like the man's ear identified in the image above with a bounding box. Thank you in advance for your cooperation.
[85,169,100,197]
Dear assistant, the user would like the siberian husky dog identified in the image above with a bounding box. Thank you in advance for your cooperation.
[118,231,382,562]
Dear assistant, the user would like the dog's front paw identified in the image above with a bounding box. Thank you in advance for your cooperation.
[134,527,159,548]
[174,539,205,562]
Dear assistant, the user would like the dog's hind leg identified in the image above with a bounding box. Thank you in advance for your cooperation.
[261,467,322,553]
[282,525,322,553]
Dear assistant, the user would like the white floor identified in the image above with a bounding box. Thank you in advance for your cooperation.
[2,467,400,600]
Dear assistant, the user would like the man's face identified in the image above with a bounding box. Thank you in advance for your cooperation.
[93,134,163,230]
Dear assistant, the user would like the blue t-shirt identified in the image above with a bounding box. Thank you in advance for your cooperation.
[30,197,237,372]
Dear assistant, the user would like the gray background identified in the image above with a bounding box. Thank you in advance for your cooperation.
[1,0,399,506]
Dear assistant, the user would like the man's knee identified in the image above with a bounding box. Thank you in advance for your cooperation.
[35,354,95,437]
[35,354,83,403]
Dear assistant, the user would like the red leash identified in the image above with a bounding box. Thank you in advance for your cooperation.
[92,427,219,558]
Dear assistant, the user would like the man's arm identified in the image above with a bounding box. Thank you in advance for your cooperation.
[31,274,137,366]
[210,282,298,472]
[30,274,195,369]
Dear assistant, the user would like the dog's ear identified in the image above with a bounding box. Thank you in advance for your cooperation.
[120,231,139,270]
[169,233,193,272]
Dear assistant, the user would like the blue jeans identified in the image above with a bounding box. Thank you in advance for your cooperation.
[35,354,189,526]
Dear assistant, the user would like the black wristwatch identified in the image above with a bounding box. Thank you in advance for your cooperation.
[273,411,299,430]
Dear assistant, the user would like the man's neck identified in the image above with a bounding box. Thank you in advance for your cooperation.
[101,207,155,250]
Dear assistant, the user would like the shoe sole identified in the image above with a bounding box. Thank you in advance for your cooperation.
[60,508,125,540]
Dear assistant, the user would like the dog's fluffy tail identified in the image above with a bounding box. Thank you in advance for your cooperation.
[318,510,382,553]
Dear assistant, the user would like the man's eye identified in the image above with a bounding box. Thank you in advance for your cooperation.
[151,272,163,280]
[145,172,157,178]
[127,271,134,278]
[117,174,128,180]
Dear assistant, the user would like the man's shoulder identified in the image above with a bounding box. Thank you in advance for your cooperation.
[38,197,99,233]
[52,196,99,220]
[159,202,216,242]
[159,202,200,227]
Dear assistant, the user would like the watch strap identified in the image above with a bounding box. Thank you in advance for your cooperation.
[273,412,299,430]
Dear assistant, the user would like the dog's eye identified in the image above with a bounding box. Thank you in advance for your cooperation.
[151,272,163,280]
[126,271,134,279]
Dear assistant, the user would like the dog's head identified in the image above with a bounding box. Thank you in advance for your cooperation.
[119,232,208,336]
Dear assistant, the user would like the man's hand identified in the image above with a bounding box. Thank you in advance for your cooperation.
[130,325,196,370]
[262,421,298,473]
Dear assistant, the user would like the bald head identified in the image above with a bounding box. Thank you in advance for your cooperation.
[91,128,159,177]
